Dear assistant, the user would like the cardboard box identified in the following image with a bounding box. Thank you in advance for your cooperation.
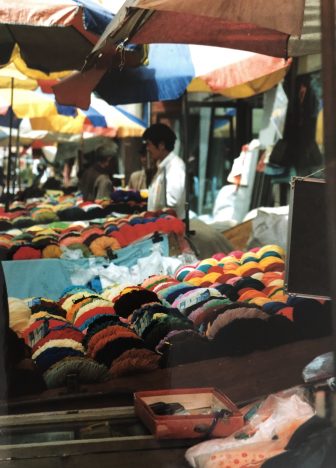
[134,388,244,439]
[223,220,252,250]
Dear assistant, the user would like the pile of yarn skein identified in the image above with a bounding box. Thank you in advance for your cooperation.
[8,244,331,390]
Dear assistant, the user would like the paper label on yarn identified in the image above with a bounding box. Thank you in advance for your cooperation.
[28,320,49,347]
[26,297,42,308]
[178,290,210,311]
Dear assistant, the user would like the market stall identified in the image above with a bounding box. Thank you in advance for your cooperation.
[1,1,335,468]
[3,243,331,396]
[0,209,186,298]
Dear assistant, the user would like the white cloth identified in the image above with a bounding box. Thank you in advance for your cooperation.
[147,152,186,218]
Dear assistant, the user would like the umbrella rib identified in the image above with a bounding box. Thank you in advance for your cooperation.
[86,9,152,70]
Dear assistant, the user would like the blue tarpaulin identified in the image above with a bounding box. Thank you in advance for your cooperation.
[2,235,169,300]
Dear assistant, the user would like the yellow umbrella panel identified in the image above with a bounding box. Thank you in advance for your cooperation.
[29,114,87,135]
[0,61,39,90]
[0,88,60,119]
[0,90,146,138]
[31,96,147,138]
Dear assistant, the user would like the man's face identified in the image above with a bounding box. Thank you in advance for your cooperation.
[100,160,109,169]
[140,154,147,168]
[99,157,113,171]
[145,140,164,162]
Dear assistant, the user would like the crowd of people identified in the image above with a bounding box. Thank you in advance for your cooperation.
[0,123,187,221]
[78,122,186,218]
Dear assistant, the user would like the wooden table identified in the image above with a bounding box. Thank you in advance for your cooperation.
[5,336,332,414]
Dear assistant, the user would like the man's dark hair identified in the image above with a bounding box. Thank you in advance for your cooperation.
[142,123,176,152]
[138,142,147,156]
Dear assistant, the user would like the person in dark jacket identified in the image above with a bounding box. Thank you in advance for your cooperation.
[78,152,114,201]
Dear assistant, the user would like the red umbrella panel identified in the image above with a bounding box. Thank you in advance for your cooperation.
[53,0,320,108]
[0,0,146,79]
[89,0,307,61]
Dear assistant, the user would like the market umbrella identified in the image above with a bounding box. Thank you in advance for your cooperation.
[86,0,321,62]
[0,123,120,147]
[35,94,146,138]
[0,63,42,201]
[0,87,83,175]
[0,86,146,196]
[54,43,291,108]
[186,51,291,100]
[53,0,319,108]
[0,123,60,147]
[0,88,146,143]
[88,0,306,59]
[0,0,114,78]
[0,60,146,140]
[0,88,62,120]
[0,88,71,195]
[0,63,39,90]
[91,45,292,107]
[0,0,116,207]
[0,91,144,137]
[52,3,292,233]
[55,45,289,235]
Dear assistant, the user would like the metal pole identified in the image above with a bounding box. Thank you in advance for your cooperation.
[0,262,9,405]
[198,107,212,215]
[12,123,20,194]
[5,78,14,211]
[17,125,22,192]
[181,92,193,235]
[320,0,336,425]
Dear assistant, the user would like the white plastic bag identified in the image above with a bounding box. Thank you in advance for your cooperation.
[247,208,289,250]
[185,389,314,468]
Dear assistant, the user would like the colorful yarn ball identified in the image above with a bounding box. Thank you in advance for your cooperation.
[43,356,109,388]
[8,297,31,335]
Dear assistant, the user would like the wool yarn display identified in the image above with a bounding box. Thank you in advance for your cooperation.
[8,297,31,335]
[206,307,269,340]
[113,287,160,319]
[71,298,116,330]
[109,348,160,377]
[30,298,67,318]
[22,314,69,346]
[32,338,85,373]
[86,324,149,368]
[156,329,212,367]
[43,356,109,389]
[135,244,331,360]
[20,306,89,388]
[8,239,333,395]
[82,315,127,349]
[0,200,185,261]
[130,303,194,350]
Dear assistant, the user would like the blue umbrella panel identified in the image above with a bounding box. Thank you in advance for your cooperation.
[95,43,195,105]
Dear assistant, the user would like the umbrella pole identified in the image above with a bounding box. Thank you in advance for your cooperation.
[5,77,14,211]
[321,0,336,426]
[182,92,193,236]
[80,131,84,170]
[17,125,22,192]
[12,123,20,194]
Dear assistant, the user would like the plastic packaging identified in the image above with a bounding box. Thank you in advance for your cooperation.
[185,388,314,468]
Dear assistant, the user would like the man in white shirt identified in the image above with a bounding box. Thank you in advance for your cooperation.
[142,123,186,218]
